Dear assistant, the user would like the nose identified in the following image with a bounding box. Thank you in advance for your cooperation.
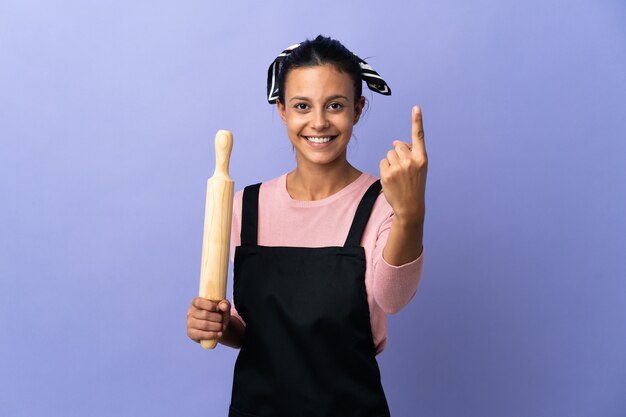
[311,109,330,130]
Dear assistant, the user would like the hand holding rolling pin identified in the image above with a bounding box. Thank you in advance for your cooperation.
[187,298,231,343]
[186,130,235,349]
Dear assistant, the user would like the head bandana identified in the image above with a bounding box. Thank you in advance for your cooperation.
[266,43,392,104]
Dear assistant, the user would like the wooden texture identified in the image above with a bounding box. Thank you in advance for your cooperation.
[198,130,234,350]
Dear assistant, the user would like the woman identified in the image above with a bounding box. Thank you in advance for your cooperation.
[187,35,427,417]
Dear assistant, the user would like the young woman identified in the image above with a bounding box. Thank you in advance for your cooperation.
[187,35,428,417]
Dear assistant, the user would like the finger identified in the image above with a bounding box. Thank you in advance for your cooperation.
[188,317,223,332]
[392,140,412,150]
[393,141,412,158]
[411,105,426,154]
[387,149,400,166]
[189,309,224,322]
[379,159,390,178]
[218,299,231,312]
[189,329,223,342]
[192,297,219,312]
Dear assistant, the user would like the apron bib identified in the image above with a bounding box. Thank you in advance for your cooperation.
[229,180,390,417]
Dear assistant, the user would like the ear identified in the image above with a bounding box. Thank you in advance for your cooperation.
[276,100,287,125]
[353,96,366,125]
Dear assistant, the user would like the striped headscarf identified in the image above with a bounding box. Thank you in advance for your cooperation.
[266,43,392,104]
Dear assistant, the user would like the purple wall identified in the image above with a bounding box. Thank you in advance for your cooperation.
[1,1,625,416]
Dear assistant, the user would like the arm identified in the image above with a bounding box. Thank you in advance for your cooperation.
[383,214,423,266]
[371,214,424,314]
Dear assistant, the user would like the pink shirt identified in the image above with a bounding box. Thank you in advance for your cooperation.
[230,172,424,354]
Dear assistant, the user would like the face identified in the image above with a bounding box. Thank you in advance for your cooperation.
[277,64,365,169]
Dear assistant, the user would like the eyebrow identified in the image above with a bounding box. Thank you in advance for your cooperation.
[288,94,350,102]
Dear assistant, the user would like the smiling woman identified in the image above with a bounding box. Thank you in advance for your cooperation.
[186,35,428,417]
[277,64,365,191]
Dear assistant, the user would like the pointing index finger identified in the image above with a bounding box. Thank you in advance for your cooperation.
[411,105,425,154]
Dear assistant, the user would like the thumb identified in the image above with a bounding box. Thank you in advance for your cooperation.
[218,299,231,312]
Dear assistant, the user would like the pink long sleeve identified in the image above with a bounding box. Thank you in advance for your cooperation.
[228,173,424,354]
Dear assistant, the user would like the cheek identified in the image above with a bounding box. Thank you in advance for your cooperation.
[285,112,306,128]
[336,114,356,131]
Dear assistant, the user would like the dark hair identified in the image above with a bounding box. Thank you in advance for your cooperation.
[277,35,363,104]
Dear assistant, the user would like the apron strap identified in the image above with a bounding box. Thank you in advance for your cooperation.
[344,180,383,247]
[241,183,262,246]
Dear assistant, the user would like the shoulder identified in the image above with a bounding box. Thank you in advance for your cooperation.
[359,173,389,208]
[234,173,285,197]
[233,173,287,214]
[348,172,382,199]
[341,172,392,232]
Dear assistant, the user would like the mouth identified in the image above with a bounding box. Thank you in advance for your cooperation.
[303,135,338,144]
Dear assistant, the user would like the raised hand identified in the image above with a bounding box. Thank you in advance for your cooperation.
[379,105,428,224]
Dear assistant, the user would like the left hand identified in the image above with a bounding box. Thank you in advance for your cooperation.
[379,105,428,223]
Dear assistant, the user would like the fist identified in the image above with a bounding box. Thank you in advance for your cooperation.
[379,105,428,221]
[186,297,231,343]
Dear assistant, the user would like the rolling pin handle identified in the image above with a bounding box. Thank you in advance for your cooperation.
[213,130,233,178]
[201,339,218,350]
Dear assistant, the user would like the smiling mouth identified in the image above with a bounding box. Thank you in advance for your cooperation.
[303,136,338,144]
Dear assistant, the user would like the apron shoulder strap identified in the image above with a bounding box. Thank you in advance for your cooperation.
[241,183,262,246]
[344,180,383,247]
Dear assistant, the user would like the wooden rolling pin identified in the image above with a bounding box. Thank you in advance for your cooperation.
[198,130,234,350]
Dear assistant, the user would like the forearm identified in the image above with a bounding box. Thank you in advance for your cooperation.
[382,214,423,266]
[219,316,246,349]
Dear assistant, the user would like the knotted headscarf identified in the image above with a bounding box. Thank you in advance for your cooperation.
[266,43,392,104]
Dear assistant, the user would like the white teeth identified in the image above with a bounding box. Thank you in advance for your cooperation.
[306,136,333,143]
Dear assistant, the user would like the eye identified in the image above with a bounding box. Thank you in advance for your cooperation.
[293,103,309,111]
[328,102,344,110]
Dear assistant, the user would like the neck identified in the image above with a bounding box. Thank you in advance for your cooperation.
[287,155,361,201]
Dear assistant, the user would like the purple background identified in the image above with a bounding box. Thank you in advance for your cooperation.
[1,0,625,416]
